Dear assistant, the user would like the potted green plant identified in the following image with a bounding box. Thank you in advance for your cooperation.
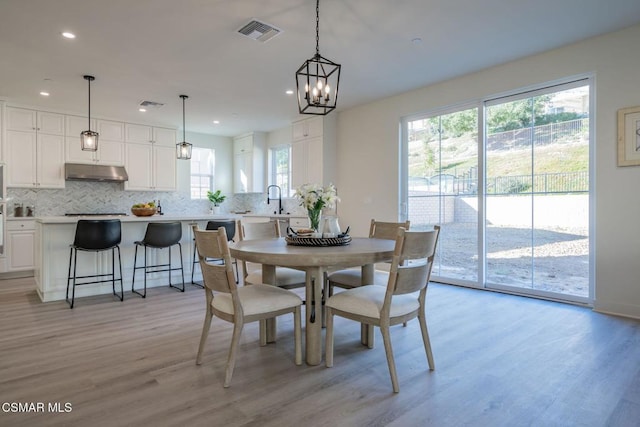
[207,190,226,214]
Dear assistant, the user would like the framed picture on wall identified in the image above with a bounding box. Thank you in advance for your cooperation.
[617,105,640,166]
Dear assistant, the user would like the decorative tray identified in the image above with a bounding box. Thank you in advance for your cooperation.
[285,234,352,247]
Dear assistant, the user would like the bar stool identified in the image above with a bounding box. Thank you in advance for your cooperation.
[132,222,185,297]
[191,219,239,287]
[66,219,123,309]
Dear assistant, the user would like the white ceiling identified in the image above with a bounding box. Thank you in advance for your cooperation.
[1,0,640,137]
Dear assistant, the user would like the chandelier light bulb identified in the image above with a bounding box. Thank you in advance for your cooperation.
[316,80,323,90]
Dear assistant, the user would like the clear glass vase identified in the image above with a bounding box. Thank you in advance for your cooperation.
[308,209,322,232]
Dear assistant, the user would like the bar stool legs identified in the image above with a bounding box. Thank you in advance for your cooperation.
[132,242,185,298]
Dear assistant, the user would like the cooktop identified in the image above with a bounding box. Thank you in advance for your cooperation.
[64,213,129,216]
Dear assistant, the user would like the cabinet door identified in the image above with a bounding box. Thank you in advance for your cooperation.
[6,130,37,187]
[8,231,35,270]
[37,112,65,135]
[290,140,307,189]
[233,134,253,155]
[65,137,95,164]
[234,151,253,193]
[97,140,125,165]
[125,123,153,144]
[97,120,125,141]
[125,143,153,190]
[153,145,177,191]
[37,134,65,188]
[153,127,176,147]
[7,107,36,131]
[306,136,323,185]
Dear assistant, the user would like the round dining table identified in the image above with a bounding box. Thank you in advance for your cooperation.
[229,237,395,365]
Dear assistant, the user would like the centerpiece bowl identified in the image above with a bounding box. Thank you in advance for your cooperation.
[131,207,157,217]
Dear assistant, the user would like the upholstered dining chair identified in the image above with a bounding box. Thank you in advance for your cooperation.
[326,219,410,296]
[193,225,302,387]
[325,225,440,393]
[238,220,306,289]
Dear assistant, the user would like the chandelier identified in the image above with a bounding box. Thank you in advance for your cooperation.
[295,0,341,115]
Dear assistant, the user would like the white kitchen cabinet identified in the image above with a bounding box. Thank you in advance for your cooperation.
[124,143,176,191]
[290,115,336,188]
[233,132,265,193]
[65,119,125,165]
[7,219,35,271]
[125,123,176,147]
[6,107,65,188]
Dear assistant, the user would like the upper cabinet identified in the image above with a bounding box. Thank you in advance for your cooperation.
[125,124,176,147]
[65,116,125,166]
[290,116,336,189]
[6,107,65,188]
[124,126,176,191]
[233,132,266,193]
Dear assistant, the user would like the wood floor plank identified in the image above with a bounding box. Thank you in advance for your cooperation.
[1,277,639,427]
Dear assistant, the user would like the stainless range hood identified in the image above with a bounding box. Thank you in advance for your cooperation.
[65,163,129,182]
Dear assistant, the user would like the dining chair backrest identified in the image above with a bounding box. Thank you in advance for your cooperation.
[387,226,440,297]
[193,225,237,295]
[369,219,411,240]
[239,220,281,241]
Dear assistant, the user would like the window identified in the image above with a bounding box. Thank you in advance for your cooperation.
[270,145,292,196]
[190,147,215,199]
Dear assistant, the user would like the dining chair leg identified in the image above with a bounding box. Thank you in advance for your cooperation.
[381,325,400,393]
[418,312,435,370]
[294,306,302,366]
[224,320,244,388]
[325,307,334,367]
[196,311,213,365]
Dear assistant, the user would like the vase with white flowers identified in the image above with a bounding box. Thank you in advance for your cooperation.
[294,183,340,232]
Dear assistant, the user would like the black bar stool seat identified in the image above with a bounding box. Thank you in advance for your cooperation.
[132,221,185,297]
[192,219,239,287]
[66,219,123,309]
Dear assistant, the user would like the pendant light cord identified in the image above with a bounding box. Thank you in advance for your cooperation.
[182,95,186,142]
[87,78,91,130]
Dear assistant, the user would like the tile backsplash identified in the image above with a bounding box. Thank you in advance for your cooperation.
[6,183,307,217]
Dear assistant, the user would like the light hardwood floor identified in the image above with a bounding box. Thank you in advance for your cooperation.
[1,277,639,427]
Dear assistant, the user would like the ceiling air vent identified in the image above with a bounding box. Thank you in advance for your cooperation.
[138,100,164,109]
[237,19,282,43]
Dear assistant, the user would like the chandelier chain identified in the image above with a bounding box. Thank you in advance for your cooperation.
[315,0,320,56]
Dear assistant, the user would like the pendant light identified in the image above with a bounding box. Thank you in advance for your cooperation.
[295,0,341,115]
[81,75,98,151]
[177,94,192,160]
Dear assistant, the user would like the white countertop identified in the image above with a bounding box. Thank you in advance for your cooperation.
[34,214,242,224]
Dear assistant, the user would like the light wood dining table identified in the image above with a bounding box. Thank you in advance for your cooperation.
[229,237,395,365]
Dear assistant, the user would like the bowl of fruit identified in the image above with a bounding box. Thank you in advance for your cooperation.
[131,202,157,217]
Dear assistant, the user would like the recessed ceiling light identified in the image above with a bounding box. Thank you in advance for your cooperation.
[411,37,422,45]
[213,120,220,124]
[40,91,50,97]
[62,31,76,39]
[138,108,147,112]
[285,90,294,95]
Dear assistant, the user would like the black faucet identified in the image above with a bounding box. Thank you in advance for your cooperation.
[267,185,283,214]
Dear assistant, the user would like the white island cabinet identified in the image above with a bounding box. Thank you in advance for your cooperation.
[34,214,239,302]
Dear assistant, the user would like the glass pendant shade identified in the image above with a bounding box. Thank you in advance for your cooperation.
[176,141,192,160]
[81,130,99,151]
[81,75,98,151]
[295,0,341,115]
[177,94,192,160]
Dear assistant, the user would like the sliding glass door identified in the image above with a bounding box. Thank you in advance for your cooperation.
[402,78,591,303]
[485,82,590,300]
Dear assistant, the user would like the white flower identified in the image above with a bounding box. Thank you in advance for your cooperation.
[294,183,340,211]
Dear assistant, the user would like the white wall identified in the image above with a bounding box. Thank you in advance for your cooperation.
[176,130,233,195]
[335,24,640,319]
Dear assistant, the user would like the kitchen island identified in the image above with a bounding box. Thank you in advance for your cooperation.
[34,214,239,302]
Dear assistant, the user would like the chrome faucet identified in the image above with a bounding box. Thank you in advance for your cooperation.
[267,185,283,214]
